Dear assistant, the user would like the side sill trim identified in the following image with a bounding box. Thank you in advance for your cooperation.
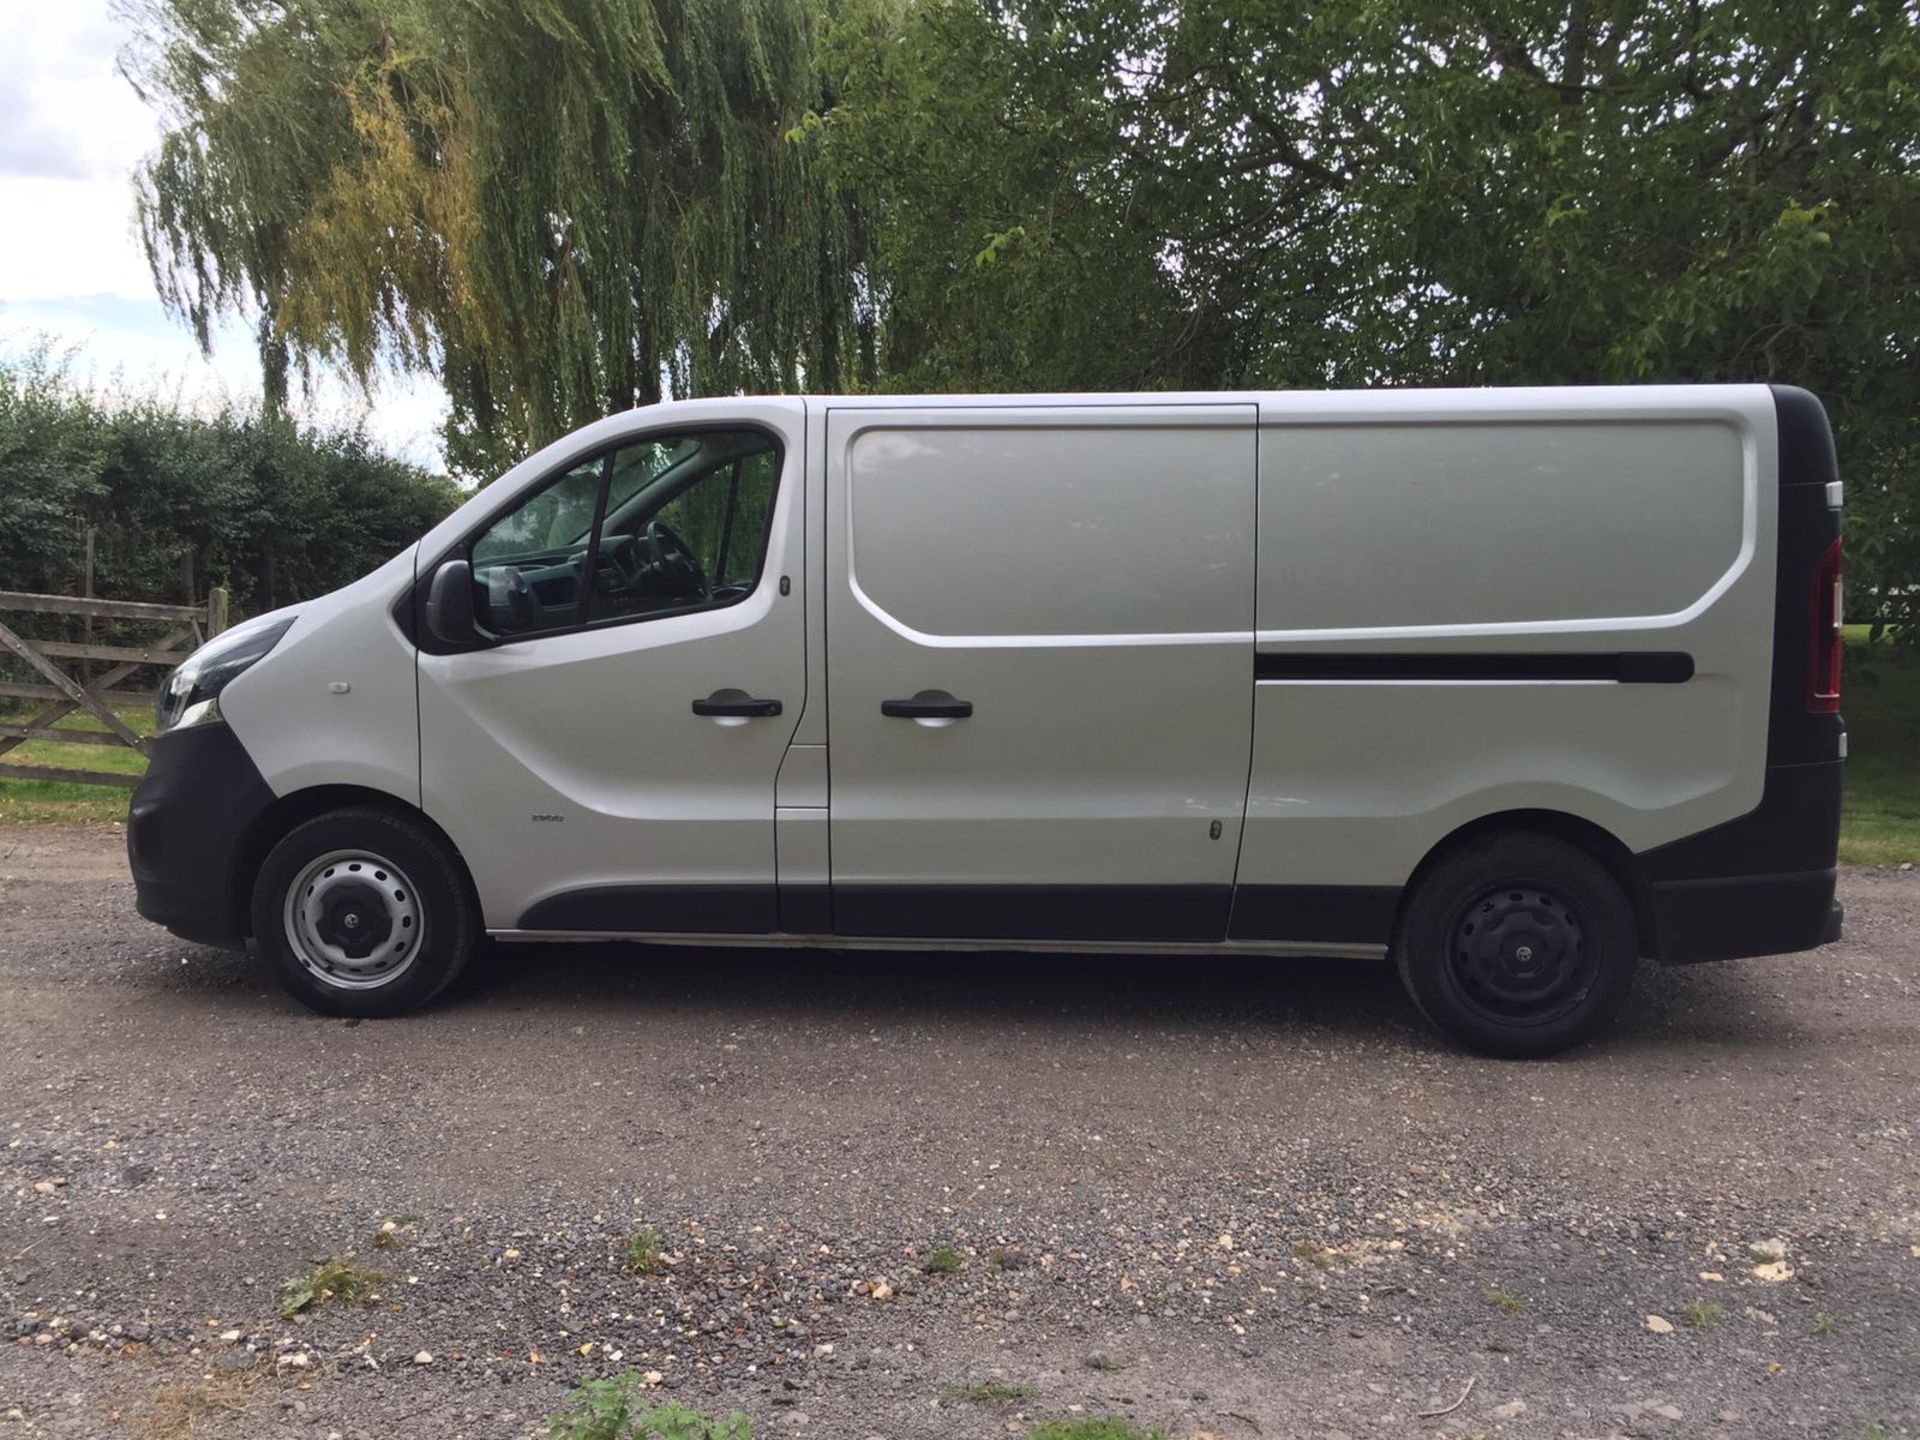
[487,929,1388,959]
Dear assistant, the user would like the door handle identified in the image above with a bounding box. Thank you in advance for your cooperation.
[881,692,973,720]
[692,691,783,718]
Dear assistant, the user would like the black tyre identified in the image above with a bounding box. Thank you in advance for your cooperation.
[1394,833,1638,1058]
[251,806,478,1018]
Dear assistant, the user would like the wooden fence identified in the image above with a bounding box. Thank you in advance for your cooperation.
[0,588,228,788]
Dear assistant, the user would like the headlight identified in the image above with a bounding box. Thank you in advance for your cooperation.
[156,615,298,733]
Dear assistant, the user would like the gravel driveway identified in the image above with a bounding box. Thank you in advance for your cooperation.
[1,824,1916,1440]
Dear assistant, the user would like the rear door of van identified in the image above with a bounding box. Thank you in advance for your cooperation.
[823,402,1256,941]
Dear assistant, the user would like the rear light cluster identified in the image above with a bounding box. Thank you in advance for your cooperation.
[1808,536,1843,713]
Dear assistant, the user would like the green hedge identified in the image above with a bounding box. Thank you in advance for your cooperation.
[0,349,462,618]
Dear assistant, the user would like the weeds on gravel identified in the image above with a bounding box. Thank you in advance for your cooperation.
[373,1215,419,1248]
[1290,1240,1348,1271]
[280,1260,383,1317]
[546,1373,751,1440]
[1813,1312,1838,1336]
[940,1379,1033,1404]
[1027,1420,1168,1440]
[625,1225,665,1275]
[1682,1301,1725,1329]
[923,1246,965,1274]
[1482,1288,1528,1314]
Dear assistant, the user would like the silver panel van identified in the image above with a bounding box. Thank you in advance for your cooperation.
[128,385,1846,1056]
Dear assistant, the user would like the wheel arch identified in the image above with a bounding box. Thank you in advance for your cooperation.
[1396,809,1657,956]
[229,785,475,939]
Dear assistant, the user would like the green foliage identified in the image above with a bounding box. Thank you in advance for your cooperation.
[546,1374,751,1440]
[1841,631,1920,864]
[1027,1420,1167,1440]
[0,348,460,615]
[816,0,1234,393]
[280,1260,384,1317]
[625,1225,665,1275]
[923,1246,964,1274]
[940,1378,1032,1403]
[1682,1300,1726,1328]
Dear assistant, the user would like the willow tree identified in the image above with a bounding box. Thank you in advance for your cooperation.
[127,0,861,474]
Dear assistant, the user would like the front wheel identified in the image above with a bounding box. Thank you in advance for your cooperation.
[1394,834,1638,1058]
[251,807,477,1017]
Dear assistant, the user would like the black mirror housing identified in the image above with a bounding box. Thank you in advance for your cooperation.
[423,558,479,648]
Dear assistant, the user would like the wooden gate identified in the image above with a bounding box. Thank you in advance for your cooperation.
[0,588,228,788]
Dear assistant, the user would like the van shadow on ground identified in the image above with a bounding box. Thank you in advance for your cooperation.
[147,926,1809,1056]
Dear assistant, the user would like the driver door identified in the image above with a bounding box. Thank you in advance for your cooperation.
[417,412,805,935]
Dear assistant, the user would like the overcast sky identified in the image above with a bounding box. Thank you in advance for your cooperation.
[0,0,450,468]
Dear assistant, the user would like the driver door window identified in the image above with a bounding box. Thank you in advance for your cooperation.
[466,430,780,639]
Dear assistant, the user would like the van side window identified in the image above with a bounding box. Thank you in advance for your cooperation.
[466,430,780,640]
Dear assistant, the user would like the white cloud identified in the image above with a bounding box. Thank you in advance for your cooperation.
[0,0,452,469]
[0,177,160,303]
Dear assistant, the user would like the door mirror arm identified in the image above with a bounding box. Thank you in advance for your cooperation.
[423,558,480,648]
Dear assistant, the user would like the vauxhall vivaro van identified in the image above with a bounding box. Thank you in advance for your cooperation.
[128,385,1846,1056]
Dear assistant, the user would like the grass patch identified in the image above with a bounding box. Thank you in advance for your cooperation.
[941,1379,1033,1404]
[1027,1420,1168,1440]
[0,705,151,823]
[923,1246,965,1274]
[1840,632,1920,865]
[279,1259,383,1317]
[1482,1288,1527,1314]
[624,1225,665,1275]
[1682,1300,1725,1328]
[546,1373,752,1439]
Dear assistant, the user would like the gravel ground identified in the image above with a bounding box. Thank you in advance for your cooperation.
[0,823,1916,1440]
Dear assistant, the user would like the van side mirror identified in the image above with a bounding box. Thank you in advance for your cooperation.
[423,558,478,647]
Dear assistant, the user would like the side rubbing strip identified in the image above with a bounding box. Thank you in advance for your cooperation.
[1254,652,1694,683]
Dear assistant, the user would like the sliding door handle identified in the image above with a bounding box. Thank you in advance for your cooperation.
[881,691,973,720]
[692,690,783,718]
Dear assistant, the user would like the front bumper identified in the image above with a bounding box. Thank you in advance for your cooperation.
[127,722,276,947]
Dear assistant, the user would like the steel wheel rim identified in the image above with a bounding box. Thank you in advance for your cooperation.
[1445,883,1593,1028]
[283,849,424,990]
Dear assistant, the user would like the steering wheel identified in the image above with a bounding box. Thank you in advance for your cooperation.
[643,518,711,602]
[597,532,645,591]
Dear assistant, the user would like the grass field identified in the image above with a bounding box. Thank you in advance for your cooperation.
[0,706,153,823]
[3,640,1916,864]
[1836,628,1920,865]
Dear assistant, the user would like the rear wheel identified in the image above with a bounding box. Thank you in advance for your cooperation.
[1394,833,1638,1058]
[252,807,477,1017]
